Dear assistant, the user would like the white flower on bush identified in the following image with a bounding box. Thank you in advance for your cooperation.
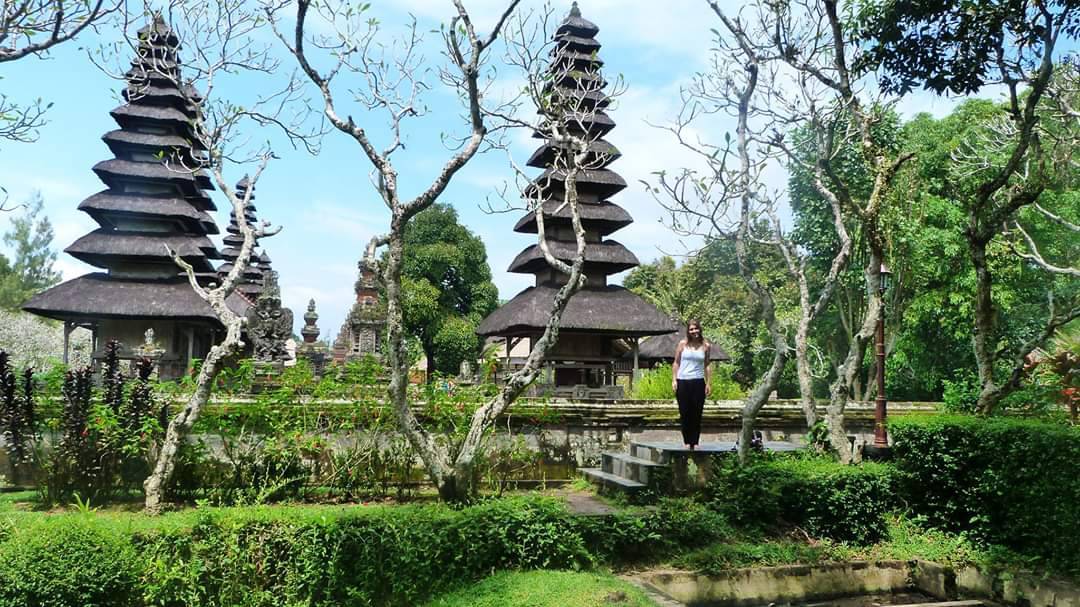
[0,309,91,369]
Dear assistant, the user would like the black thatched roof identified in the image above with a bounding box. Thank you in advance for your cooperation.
[186,192,216,212]
[23,273,247,322]
[125,58,179,79]
[102,129,191,152]
[138,14,180,46]
[110,103,193,129]
[22,14,232,334]
[550,49,604,67]
[525,167,626,199]
[78,191,218,234]
[479,4,672,351]
[476,285,677,337]
[508,239,638,275]
[555,33,601,53]
[66,229,218,269]
[216,262,263,280]
[92,158,210,195]
[628,331,732,363]
[532,111,616,139]
[513,200,632,236]
[122,83,194,107]
[526,139,619,168]
[556,3,598,38]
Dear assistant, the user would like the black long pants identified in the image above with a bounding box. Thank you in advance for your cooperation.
[676,378,706,446]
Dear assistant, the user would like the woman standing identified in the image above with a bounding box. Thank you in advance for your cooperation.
[671,319,711,449]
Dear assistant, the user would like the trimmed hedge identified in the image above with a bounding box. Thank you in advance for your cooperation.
[0,517,140,607]
[0,496,728,607]
[705,454,897,545]
[891,414,1080,573]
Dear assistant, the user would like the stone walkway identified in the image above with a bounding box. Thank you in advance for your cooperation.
[560,490,619,516]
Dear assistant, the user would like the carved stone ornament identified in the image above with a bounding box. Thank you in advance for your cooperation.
[245,271,294,363]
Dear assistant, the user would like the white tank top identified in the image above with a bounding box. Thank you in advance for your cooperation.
[677,344,707,380]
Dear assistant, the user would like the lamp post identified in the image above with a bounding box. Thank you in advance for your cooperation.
[874,262,892,448]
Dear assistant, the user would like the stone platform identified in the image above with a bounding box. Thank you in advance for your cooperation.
[580,440,803,499]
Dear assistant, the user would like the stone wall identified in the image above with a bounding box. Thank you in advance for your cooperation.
[0,399,938,487]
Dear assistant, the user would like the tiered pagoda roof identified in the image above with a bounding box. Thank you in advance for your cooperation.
[477,3,675,340]
[24,15,233,322]
[217,176,273,300]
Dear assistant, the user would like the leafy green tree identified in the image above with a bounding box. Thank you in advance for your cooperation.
[900,99,1080,411]
[399,204,498,377]
[623,237,790,392]
[857,0,1080,414]
[0,193,61,309]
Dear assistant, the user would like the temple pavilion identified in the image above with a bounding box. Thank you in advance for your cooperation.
[23,16,246,379]
[476,3,676,397]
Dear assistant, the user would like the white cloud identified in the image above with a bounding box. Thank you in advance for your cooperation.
[300,199,389,238]
[388,0,722,63]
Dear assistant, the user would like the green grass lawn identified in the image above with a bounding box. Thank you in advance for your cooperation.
[422,570,660,607]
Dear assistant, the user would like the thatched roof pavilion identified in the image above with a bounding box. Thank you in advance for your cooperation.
[477,3,676,396]
[23,15,238,379]
[627,330,732,367]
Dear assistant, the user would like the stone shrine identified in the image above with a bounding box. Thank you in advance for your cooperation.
[332,260,386,363]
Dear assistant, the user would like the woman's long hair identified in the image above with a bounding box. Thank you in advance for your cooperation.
[686,319,705,348]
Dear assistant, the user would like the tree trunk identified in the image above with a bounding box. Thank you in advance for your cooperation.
[794,319,818,429]
[826,253,883,463]
[735,280,789,463]
[425,349,435,383]
[437,460,475,503]
[382,224,455,495]
[970,238,1003,415]
[144,339,234,513]
[738,345,787,463]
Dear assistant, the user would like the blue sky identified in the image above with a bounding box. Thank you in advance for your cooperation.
[0,0,972,340]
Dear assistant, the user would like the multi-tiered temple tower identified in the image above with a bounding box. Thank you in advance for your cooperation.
[477,3,676,395]
[217,176,273,301]
[24,16,239,379]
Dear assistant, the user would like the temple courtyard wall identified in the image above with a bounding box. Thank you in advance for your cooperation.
[0,400,936,486]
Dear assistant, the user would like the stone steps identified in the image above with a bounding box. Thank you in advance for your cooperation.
[579,467,646,496]
[602,451,665,485]
[582,439,804,500]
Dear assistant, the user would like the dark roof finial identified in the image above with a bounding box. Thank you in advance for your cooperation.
[570,2,581,17]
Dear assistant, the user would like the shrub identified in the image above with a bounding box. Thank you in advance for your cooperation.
[579,497,733,563]
[0,496,737,606]
[133,497,595,606]
[703,454,786,530]
[704,454,897,544]
[891,414,1080,574]
[0,517,139,607]
[631,363,745,400]
[773,458,896,544]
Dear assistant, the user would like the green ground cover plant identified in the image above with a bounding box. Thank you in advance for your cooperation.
[673,514,992,576]
[422,570,657,607]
